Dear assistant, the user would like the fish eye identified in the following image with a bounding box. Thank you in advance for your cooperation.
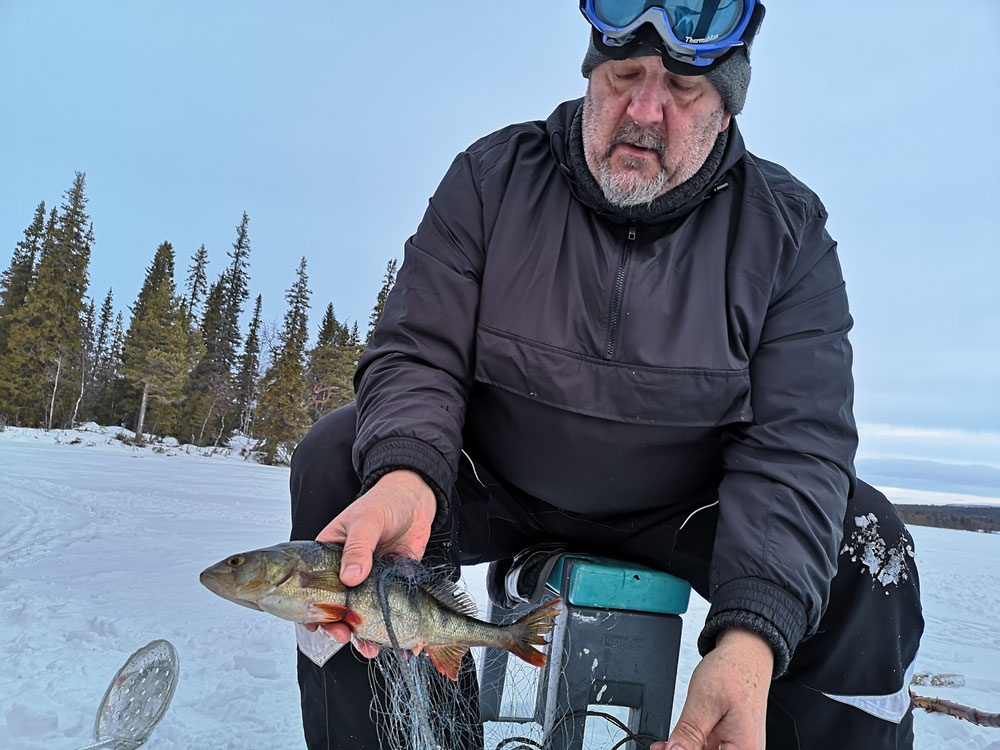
[227,555,245,567]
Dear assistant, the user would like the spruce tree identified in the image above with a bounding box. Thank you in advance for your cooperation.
[88,288,116,422]
[220,212,251,367]
[69,297,96,425]
[0,173,93,427]
[316,303,340,348]
[255,258,311,464]
[120,242,190,442]
[235,294,263,436]
[366,258,398,343]
[183,243,209,319]
[183,279,225,443]
[98,312,127,425]
[92,289,114,385]
[306,303,358,420]
[131,242,174,322]
[180,213,251,444]
[0,201,46,357]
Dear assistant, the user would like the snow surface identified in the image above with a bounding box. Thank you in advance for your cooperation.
[1,425,998,749]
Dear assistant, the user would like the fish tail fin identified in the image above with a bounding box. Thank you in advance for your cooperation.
[507,597,562,668]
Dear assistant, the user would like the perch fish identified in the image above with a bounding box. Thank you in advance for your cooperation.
[200,540,560,680]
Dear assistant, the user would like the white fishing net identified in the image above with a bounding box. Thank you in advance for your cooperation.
[337,556,652,750]
[371,647,485,750]
[363,557,573,750]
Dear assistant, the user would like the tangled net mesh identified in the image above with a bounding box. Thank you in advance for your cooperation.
[360,556,657,750]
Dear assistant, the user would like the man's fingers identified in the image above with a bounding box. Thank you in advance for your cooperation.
[317,519,372,586]
[351,635,381,659]
[316,517,347,545]
[339,546,373,586]
[318,620,379,660]
[663,699,716,750]
[336,514,387,585]
[321,622,353,643]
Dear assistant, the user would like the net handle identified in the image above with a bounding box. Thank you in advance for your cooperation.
[73,739,135,750]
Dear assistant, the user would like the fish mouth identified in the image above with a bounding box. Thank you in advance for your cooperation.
[199,569,230,597]
[199,570,264,611]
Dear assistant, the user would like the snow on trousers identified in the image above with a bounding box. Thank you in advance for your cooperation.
[290,404,924,750]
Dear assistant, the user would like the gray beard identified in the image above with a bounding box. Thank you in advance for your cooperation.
[581,87,726,209]
[568,101,731,224]
[597,160,667,207]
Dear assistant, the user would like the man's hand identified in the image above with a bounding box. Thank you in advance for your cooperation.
[652,628,773,750]
[305,469,437,653]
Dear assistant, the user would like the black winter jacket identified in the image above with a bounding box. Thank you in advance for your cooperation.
[353,99,857,672]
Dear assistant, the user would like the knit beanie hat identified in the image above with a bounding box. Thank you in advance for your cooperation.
[581,26,751,115]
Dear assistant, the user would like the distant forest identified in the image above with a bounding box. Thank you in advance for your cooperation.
[895,504,1000,534]
[0,172,397,463]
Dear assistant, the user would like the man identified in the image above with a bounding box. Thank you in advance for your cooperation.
[290,2,923,748]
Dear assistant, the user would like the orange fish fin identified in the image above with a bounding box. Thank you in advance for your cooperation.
[299,570,347,592]
[507,597,562,668]
[424,643,469,681]
[312,603,364,627]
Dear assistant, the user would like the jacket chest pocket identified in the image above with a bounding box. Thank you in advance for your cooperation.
[475,325,753,427]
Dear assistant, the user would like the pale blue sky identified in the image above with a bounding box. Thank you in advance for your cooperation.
[1,2,998,451]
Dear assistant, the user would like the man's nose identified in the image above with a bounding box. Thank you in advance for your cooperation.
[626,80,666,127]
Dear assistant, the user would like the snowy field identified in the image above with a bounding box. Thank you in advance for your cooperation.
[1,425,998,749]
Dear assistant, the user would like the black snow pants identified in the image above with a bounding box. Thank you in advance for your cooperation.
[290,404,924,750]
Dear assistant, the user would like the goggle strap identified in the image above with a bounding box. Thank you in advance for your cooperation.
[692,0,724,42]
[742,2,766,47]
[589,25,658,61]
[661,44,740,77]
[589,26,742,76]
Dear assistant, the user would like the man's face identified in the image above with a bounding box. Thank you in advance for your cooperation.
[582,55,731,207]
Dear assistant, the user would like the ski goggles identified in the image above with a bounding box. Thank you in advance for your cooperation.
[580,0,765,68]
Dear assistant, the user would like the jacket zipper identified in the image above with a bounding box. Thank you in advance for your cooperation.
[605,224,636,360]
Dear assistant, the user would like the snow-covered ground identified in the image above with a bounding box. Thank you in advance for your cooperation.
[1,425,998,749]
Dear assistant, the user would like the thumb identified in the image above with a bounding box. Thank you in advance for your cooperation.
[664,699,716,750]
[337,519,382,587]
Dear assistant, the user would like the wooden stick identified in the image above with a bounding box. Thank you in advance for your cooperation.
[911,691,1000,728]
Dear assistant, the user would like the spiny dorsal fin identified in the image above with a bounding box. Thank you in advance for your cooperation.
[419,579,479,617]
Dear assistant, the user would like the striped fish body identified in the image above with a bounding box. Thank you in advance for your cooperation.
[200,540,560,679]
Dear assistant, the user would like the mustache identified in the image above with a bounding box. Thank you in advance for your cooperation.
[606,122,667,162]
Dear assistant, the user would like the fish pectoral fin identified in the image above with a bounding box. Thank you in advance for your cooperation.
[312,603,364,627]
[299,570,347,592]
[424,643,469,681]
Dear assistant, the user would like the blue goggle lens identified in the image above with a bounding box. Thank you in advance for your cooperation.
[593,0,649,27]
[593,0,744,44]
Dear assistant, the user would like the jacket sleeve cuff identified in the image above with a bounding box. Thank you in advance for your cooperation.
[696,577,808,678]
[358,436,453,531]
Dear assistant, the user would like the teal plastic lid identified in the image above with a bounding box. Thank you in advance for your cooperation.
[546,555,691,615]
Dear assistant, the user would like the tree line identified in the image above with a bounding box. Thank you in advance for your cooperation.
[0,172,398,464]
[894,504,1000,534]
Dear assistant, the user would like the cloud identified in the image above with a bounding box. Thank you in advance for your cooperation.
[858,458,1000,498]
[857,423,1000,470]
